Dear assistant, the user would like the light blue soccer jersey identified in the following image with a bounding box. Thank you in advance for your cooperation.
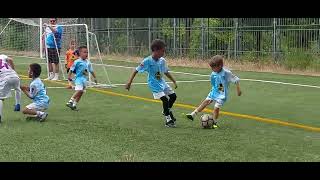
[70,59,93,86]
[29,78,50,108]
[207,68,240,102]
[45,25,63,48]
[136,56,170,93]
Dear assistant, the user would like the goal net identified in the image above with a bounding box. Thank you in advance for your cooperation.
[0,18,114,88]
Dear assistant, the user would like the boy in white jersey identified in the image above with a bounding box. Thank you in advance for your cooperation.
[185,55,242,128]
[0,54,21,123]
[66,46,97,110]
[21,63,49,122]
[125,39,178,128]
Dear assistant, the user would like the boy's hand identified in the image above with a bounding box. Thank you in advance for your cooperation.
[237,90,242,96]
[20,86,29,91]
[125,83,131,91]
[173,81,178,89]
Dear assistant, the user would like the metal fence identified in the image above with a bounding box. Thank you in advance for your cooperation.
[77,18,320,60]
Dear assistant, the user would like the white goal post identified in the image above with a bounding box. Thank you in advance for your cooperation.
[0,18,114,88]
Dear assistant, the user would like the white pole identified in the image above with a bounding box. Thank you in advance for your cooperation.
[40,18,43,59]
[84,24,92,83]
[44,32,50,79]
[0,18,13,36]
[90,32,112,86]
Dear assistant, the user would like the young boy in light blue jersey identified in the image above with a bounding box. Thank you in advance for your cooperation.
[21,63,50,122]
[125,39,178,128]
[186,55,242,128]
[66,46,97,110]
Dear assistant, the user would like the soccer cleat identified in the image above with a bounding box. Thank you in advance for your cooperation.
[45,74,54,81]
[212,121,218,129]
[185,113,194,121]
[66,103,77,110]
[14,104,20,111]
[38,112,48,122]
[0,115,1,123]
[165,120,176,128]
[51,76,59,81]
[162,111,177,122]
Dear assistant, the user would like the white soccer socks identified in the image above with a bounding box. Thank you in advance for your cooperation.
[190,111,197,118]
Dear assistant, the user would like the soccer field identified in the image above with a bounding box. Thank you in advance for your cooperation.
[1,56,320,161]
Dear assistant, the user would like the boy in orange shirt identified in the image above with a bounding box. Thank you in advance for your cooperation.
[65,40,79,88]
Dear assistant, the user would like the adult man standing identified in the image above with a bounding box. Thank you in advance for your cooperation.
[44,18,63,81]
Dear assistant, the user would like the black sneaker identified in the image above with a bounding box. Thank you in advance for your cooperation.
[169,111,176,122]
[0,115,1,123]
[185,113,194,121]
[165,120,176,128]
[38,112,48,122]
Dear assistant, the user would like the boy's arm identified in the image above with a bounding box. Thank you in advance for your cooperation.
[6,57,15,70]
[43,23,57,33]
[67,69,73,81]
[21,85,36,99]
[90,71,98,84]
[164,72,177,89]
[227,70,241,96]
[236,82,242,96]
[125,70,138,91]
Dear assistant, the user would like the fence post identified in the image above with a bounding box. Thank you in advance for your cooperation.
[127,18,129,55]
[201,18,204,59]
[148,18,151,54]
[234,18,239,59]
[173,18,176,57]
[273,18,276,60]
[107,18,110,54]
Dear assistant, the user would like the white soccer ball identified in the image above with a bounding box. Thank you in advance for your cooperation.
[200,114,214,129]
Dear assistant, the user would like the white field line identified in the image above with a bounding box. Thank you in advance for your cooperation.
[14,62,320,89]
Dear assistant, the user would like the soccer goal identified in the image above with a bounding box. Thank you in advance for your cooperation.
[0,18,114,88]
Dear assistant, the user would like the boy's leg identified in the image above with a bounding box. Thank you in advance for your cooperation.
[164,84,177,122]
[154,91,175,128]
[73,90,84,107]
[13,78,21,111]
[67,81,84,110]
[0,100,3,122]
[211,101,223,128]
[186,98,212,121]
[22,103,48,122]
[168,93,177,121]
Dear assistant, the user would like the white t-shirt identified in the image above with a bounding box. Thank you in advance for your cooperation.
[0,54,19,79]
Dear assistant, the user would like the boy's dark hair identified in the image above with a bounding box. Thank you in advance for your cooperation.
[151,39,166,52]
[209,55,224,68]
[78,46,87,52]
[30,63,41,78]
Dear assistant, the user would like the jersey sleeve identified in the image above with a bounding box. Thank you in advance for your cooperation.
[227,70,240,84]
[136,59,149,73]
[163,59,169,73]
